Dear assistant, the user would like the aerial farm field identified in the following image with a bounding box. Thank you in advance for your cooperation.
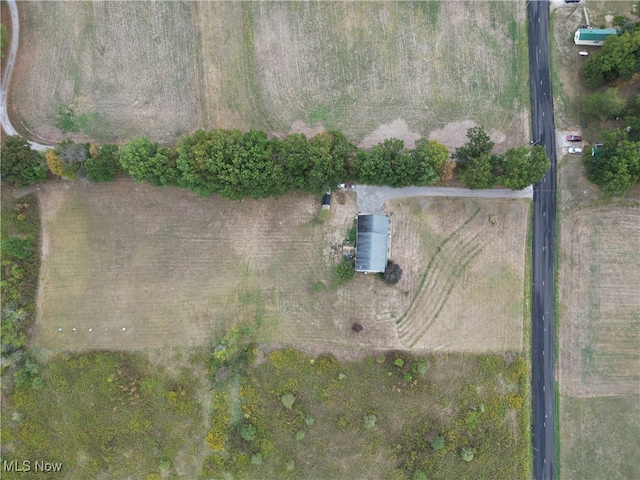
[36,181,529,354]
[11,1,529,149]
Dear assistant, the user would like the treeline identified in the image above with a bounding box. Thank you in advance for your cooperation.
[453,127,550,190]
[2,127,548,195]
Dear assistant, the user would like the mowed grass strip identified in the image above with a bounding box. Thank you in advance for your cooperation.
[13,1,199,143]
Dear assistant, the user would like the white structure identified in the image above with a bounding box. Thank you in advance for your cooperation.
[574,28,617,46]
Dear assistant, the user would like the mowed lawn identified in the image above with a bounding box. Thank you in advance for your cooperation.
[14,1,528,145]
[557,154,640,480]
[36,181,528,353]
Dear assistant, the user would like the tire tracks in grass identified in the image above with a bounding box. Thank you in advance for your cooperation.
[396,207,483,348]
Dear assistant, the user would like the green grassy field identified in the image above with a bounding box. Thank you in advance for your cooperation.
[1,350,209,479]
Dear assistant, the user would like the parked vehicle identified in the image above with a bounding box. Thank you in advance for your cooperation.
[569,147,583,155]
[566,134,582,142]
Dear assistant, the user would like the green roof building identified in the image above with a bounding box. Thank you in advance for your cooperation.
[574,28,618,46]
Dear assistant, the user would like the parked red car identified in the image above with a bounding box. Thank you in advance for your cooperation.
[566,134,582,142]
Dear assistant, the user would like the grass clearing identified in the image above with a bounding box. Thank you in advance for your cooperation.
[36,181,529,354]
[13,2,528,147]
[12,1,200,144]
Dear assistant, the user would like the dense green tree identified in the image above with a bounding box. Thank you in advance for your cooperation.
[352,138,416,186]
[458,153,496,189]
[412,138,447,185]
[453,126,494,167]
[83,144,120,182]
[581,29,640,88]
[278,133,311,190]
[119,137,177,186]
[177,129,286,199]
[582,88,626,120]
[305,132,346,193]
[587,129,640,196]
[498,146,550,190]
[0,136,47,187]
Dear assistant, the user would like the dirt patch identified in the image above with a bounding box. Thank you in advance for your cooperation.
[358,118,421,149]
[428,120,477,151]
[288,120,327,139]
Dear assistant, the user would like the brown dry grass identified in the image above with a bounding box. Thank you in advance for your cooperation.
[552,7,640,468]
[12,1,528,147]
[11,1,200,144]
[36,181,529,354]
[388,197,529,352]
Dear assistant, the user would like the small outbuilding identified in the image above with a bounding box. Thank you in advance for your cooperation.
[355,214,389,273]
[574,28,617,46]
[322,192,331,209]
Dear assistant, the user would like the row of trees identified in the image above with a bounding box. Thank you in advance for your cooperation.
[454,127,550,190]
[2,126,548,196]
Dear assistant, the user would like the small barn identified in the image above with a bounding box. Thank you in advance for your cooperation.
[574,28,617,46]
[355,214,389,273]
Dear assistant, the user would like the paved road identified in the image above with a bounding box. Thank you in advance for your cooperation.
[355,184,533,214]
[0,0,50,151]
[528,1,557,479]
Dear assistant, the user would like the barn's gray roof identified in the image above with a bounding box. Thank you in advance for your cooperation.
[355,215,389,272]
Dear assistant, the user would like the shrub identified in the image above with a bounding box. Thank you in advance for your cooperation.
[312,281,325,292]
[413,472,428,480]
[364,414,377,429]
[250,453,262,465]
[1,237,33,260]
[281,394,296,410]
[286,460,295,471]
[295,430,305,441]
[460,447,475,462]
[302,413,315,426]
[382,261,403,284]
[241,423,257,442]
[335,260,355,283]
[431,435,445,451]
[394,358,405,368]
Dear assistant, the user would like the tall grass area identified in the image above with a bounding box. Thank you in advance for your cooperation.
[0,351,206,479]
[202,346,530,480]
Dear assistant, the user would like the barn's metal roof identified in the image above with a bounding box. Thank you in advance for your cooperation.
[355,215,389,273]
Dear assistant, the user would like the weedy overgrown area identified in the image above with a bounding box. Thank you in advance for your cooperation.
[200,342,530,480]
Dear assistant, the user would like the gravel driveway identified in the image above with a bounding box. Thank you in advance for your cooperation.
[354,184,533,214]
